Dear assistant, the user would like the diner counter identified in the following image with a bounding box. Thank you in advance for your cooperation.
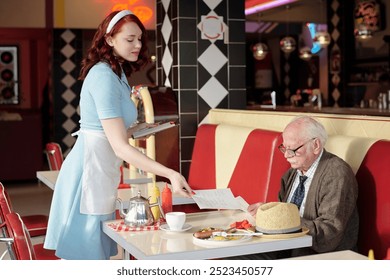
[246,105,390,117]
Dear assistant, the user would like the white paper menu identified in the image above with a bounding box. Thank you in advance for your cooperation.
[191,188,249,212]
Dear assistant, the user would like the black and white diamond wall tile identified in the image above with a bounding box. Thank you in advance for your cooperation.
[53,29,82,156]
[160,0,173,87]
[329,0,341,107]
[157,0,245,176]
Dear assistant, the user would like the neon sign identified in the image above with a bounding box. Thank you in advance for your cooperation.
[110,0,153,25]
[307,23,321,54]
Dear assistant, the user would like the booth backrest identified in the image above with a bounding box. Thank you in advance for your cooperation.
[187,124,216,191]
[188,124,290,204]
[355,140,390,260]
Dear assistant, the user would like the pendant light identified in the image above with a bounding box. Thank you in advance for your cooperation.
[253,43,269,60]
[280,5,296,54]
[280,36,296,53]
[252,13,268,60]
[314,0,331,48]
[314,31,331,47]
[299,46,312,61]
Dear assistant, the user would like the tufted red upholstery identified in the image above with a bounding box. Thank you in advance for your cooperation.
[0,182,48,237]
[3,212,59,260]
[356,140,390,260]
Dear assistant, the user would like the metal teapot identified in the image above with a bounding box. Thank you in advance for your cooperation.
[117,191,165,226]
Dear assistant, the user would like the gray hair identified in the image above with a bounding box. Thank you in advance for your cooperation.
[288,115,328,147]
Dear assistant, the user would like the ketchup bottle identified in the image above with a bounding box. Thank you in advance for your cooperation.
[118,165,130,189]
[162,183,173,214]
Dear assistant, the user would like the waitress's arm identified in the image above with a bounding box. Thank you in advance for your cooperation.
[101,117,192,197]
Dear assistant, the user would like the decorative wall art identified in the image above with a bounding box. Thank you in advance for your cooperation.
[0,46,19,105]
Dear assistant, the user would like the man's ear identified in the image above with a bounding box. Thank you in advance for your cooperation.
[106,36,114,47]
[314,138,322,154]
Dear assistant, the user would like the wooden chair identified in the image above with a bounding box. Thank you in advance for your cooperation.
[45,142,64,170]
[0,212,58,260]
[0,182,48,237]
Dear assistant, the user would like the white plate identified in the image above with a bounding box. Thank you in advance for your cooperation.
[159,223,192,232]
[192,229,252,247]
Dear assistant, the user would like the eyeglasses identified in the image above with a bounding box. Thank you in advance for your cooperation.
[278,138,316,157]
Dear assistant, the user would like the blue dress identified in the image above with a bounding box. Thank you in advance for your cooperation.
[44,62,137,259]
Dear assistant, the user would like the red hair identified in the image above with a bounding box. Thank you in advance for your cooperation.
[78,10,149,80]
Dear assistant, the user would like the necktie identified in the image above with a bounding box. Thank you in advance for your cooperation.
[290,175,308,209]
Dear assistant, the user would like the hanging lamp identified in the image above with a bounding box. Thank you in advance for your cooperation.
[314,31,331,47]
[280,5,296,54]
[253,43,269,60]
[280,36,297,53]
[252,13,268,60]
[314,0,331,48]
[299,47,312,61]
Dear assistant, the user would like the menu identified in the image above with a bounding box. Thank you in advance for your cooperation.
[191,188,249,212]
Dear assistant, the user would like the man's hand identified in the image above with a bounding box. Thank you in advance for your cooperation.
[247,202,263,217]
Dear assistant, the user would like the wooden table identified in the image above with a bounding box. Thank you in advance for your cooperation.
[102,209,312,260]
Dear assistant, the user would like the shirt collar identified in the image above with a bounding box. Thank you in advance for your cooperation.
[297,149,324,178]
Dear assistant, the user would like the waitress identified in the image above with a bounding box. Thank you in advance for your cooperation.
[43,10,193,260]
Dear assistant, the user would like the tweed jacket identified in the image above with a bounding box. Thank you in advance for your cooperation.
[279,149,359,257]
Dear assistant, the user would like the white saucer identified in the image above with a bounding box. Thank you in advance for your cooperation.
[159,223,192,232]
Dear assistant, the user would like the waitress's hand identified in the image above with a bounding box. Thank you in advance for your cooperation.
[168,171,193,198]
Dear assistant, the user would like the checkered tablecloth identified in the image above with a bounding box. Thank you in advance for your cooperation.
[107,219,165,232]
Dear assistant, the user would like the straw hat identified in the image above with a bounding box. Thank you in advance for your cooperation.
[256,202,309,239]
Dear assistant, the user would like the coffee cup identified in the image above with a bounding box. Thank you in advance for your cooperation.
[165,212,186,230]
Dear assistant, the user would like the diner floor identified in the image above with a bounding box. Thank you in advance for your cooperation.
[0,180,123,260]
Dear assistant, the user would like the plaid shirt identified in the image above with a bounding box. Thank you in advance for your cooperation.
[287,149,323,216]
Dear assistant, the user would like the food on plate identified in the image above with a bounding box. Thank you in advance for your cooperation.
[194,227,241,241]
[193,227,222,239]
[230,219,255,231]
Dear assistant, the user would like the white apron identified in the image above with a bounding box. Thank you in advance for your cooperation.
[77,129,122,215]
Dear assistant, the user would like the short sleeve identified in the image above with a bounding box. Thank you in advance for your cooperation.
[88,65,124,120]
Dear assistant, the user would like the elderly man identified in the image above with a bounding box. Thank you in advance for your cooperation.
[247,115,359,259]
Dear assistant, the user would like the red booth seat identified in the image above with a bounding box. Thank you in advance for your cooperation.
[356,140,390,260]
[177,124,289,213]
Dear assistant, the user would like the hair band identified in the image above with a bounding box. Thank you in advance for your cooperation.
[106,10,133,34]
